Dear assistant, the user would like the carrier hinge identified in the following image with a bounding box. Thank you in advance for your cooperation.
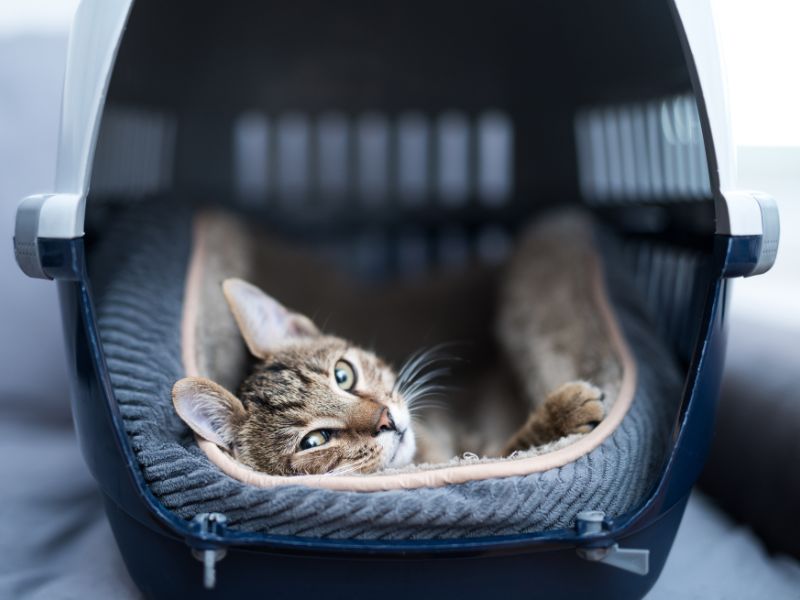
[575,511,650,576]
[190,512,229,589]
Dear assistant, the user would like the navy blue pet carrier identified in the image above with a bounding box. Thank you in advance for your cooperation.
[14,0,779,598]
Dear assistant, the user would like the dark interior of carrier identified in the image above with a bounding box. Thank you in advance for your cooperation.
[87,0,717,367]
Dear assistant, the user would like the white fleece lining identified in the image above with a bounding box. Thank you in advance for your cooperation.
[181,214,638,491]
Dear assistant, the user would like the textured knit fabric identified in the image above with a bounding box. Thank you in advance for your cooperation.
[88,204,682,540]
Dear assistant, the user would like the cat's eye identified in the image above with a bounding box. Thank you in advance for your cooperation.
[334,359,357,391]
[299,429,331,451]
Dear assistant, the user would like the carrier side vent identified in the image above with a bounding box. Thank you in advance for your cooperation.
[397,113,429,206]
[390,224,511,277]
[230,110,514,279]
[318,112,350,201]
[346,222,512,280]
[276,113,312,203]
[436,112,471,206]
[575,93,711,204]
[233,112,270,202]
[626,240,709,361]
[232,110,514,208]
[357,113,391,204]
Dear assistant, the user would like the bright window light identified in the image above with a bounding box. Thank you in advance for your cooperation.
[712,0,800,147]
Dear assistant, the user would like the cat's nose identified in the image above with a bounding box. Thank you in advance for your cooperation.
[376,408,396,433]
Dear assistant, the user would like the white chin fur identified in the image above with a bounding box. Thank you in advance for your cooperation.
[387,428,416,468]
[377,406,416,469]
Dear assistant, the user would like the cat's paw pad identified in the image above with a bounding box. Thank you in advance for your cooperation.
[545,381,606,436]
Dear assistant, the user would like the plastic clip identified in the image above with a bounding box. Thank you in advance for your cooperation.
[575,510,650,576]
[191,512,228,589]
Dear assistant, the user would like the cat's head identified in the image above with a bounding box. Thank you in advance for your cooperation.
[172,278,415,476]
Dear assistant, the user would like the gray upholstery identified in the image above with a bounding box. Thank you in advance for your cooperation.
[88,204,682,539]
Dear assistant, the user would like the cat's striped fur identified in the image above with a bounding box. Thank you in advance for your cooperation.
[173,269,605,475]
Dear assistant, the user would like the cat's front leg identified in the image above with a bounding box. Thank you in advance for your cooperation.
[502,381,605,455]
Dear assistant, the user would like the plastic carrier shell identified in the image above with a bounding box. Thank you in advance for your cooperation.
[13,0,779,598]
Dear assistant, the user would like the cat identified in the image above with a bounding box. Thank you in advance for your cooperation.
[173,278,415,475]
[172,274,606,476]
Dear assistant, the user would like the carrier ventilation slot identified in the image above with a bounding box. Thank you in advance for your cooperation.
[575,93,711,205]
[335,223,512,280]
[91,107,177,198]
[625,241,709,361]
[232,110,514,208]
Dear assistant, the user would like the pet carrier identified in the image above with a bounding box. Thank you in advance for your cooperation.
[14,0,779,598]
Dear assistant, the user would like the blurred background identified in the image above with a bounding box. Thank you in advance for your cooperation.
[0,1,798,598]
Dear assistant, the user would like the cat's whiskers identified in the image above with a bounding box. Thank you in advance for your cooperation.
[408,399,450,415]
[325,461,367,477]
[408,393,450,406]
[399,355,452,389]
[405,383,454,422]
[408,399,450,413]
[401,371,452,405]
[394,343,461,396]
[405,383,453,406]
[324,449,384,476]
[395,346,460,426]
[409,407,449,420]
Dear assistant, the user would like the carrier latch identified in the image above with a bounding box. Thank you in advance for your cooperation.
[575,511,650,576]
[719,190,780,277]
[191,512,229,589]
[14,193,85,280]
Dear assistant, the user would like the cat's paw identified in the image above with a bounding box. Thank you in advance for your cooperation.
[544,381,605,436]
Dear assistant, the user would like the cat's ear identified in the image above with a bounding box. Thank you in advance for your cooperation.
[222,278,319,358]
[172,377,246,450]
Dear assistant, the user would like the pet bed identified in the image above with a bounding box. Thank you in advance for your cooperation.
[88,203,682,539]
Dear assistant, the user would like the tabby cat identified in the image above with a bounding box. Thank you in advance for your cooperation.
[173,267,606,476]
